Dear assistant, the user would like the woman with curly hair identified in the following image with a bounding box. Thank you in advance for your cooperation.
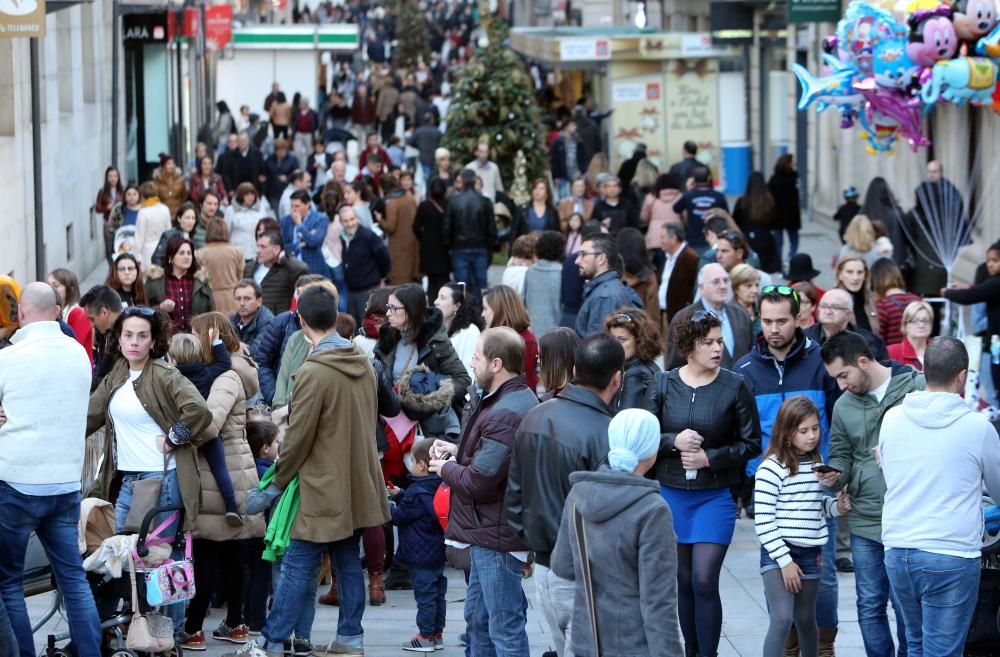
[604,307,661,411]
[643,310,761,657]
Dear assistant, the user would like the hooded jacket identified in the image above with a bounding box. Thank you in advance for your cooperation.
[274,333,391,542]
[391,474,446,568]
[826,362,924,542]
[880,390,1000,553]
[550,467,683,657]
[441,376,538,553]
[735,332,841,475]
[506,384,613,567]
[252,310,301,405]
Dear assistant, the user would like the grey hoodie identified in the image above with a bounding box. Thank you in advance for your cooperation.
[550,466,683,657]
[880,390,1000,553]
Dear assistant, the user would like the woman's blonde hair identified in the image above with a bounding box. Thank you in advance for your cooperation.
[729,263,760,291]
[902,300,934,335]
[169,333,204,365]
[844,214,875,253]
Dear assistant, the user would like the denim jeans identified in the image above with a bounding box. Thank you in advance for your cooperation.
[264,532,364,648]
[330,265,349,313]
[885,549,980,657]
[817,516,839,629]
[450,248,489,302]
[772,229,800,260]
[534,564,574,657]
[851,534,908,657]
[114,469,186,633]
[411,565,447,637]
[0,482,102,657]
[465,546,529,657]
[270,554,319,640]
[243,539,271,632]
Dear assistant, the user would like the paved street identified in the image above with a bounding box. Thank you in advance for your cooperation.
[28,517,885,657]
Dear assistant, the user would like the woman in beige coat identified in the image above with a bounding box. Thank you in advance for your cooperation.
[196,218,246,315]
[379,177,420,285]
[178,313,265,649]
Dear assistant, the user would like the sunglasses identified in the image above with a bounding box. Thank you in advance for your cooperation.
[691,310,719,324]
[760,285,800,303]
[123,306,156,318]
[614,313,633,324]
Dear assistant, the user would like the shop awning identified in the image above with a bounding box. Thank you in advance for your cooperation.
[231,24,358,51]
[510,27,738,65]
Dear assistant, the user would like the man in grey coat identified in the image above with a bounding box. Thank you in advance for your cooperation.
[575,235,642,337]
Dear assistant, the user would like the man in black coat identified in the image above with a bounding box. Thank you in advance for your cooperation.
[804,288,888,362]
[339,205,391,324]
[218,132,266,194]
[443,169,496,301]
[244,231,309,315]
[505,333,624,657]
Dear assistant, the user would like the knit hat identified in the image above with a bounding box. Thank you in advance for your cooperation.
[607,409,660,473]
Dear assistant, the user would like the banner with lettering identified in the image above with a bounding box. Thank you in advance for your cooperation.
[665,58,720,180]
[0,0,45,38]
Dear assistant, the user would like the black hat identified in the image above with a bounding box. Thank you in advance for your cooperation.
[785,253,821,282]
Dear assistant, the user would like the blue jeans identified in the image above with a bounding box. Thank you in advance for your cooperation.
[411,565,447,637]
[772,229,800,260]
[264,532,364,648]
[0,482,101,657]
[465,546,528,657]
[885,549,980,657]
[852,534,908,657]
[270,553,319,639]
[115,469,186,633]
[818,516,839,629]
[450,248,489,302]
[330,265,349,313]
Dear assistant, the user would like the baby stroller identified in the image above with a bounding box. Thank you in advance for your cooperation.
[36,502,192,657]
[965,502,1000,656]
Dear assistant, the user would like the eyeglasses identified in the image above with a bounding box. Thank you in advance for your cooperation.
[817,303,850,312]
[116,265,137,273]
[123,306,156,318]
[906,317,931,326]
[576,251,601,259]
[691,310,719,324]
[385,303,404,314]
[760,285,800,303]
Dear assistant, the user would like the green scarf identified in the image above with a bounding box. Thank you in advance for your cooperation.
[259,464,300,562]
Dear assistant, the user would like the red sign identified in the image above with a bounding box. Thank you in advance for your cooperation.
[184,7,200,39]
[646,83,661,100]
[205,4,233,50]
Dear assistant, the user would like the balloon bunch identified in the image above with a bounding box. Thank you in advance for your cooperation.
[792,0,1000,155]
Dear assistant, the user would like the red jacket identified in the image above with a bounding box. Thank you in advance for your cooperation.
[440,376,538,552]
[887,338,922,372]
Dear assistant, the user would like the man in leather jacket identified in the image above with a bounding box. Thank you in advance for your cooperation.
[442,169,496,301]
[504,332,624,657]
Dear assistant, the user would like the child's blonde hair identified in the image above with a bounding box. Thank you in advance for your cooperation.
[169,333,204,365]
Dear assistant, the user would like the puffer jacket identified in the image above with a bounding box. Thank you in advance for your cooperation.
[226,199,275,260]
[374,308,471,414]
[442,190,496,251]
[194,353,266,541]
[251,310,300,405]
[826,362,924,542]
[440,376,538,552]
[390,474,445,568]
[614,358,660,413]
[154,168,188,217]
[506,384,612,566]
[642,368,762,490]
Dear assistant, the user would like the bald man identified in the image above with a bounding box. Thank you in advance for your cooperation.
[804,288,888,362]
[0,281,102,656]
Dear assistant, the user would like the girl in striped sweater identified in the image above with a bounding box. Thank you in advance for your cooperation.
[754,397,851,657]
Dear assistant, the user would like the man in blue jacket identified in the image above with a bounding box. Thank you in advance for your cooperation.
[280,190,328,276]
[574,234,641,337]
[734,284,842,654]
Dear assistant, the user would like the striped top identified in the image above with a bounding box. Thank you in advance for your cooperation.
[877,292,923,347]
[754,456,840,567]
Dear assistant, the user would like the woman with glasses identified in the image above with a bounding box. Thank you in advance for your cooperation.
[604,307,661,412]
[887,301,933,371]
[643,310,761,657]
[871,258,922,347]
[105,253,147,307]
[87,306,213,634]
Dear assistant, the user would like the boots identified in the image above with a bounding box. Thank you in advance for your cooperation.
[368,571,386,606]
[318,570,339,606]
[818,627,837,657]
[784,627,800,657]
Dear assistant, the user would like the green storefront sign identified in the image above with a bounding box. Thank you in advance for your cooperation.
[788,0,841,24]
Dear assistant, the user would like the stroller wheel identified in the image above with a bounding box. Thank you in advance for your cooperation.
[108,650,138,657]
[46,650,71,657]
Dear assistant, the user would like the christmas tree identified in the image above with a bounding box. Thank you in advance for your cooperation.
[392,0,430,67]
[441,13,546,186]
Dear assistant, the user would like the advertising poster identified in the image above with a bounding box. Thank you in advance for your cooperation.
[665,58,720,179]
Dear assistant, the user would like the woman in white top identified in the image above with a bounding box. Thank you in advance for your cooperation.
[433,282,483,381]
[342,180,375,230]
[135,181,172,269]
[225,182,276,260]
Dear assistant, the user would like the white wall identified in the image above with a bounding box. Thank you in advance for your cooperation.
[216,50,317,117]
[0,0,117,283]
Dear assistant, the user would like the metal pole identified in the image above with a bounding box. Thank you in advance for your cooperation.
[31,38,45,281]
[111,0,120,171]
[176,34,184,161]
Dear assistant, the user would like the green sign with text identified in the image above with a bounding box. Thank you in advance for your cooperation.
[788,0,840,24]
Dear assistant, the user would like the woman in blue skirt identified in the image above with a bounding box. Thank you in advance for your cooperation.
[643,309,761,657]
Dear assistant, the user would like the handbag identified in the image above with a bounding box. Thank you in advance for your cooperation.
[572,503,601,657]
[125,553,175,652]
[122,478,162,533]
[142,527,196,606]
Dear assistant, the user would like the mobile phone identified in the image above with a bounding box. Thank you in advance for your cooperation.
[440,452,454,461]
[814,464,840,474]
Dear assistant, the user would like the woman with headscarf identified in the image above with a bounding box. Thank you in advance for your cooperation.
[551,409,683,657]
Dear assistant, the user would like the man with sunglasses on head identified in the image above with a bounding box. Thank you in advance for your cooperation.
[805,288,888,362]
[665,262,752,370]
[734,284,843,654]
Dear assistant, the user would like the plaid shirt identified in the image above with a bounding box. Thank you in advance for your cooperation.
[164,272,194,333]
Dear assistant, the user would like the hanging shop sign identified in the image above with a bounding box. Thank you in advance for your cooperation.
[788,0,841,24]
[205,4,233,50]
[0,0,46,38]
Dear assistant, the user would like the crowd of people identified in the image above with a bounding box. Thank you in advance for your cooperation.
[2,3,1000,656]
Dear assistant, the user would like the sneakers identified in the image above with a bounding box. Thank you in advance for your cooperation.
[226,511,246,527]
[214,623,250,644]
[321,640,364,655]
[283,638,313,656]
[431,634,443,651]
[220,639,284,657]
[178,631,207,651]
[402,635,435,653]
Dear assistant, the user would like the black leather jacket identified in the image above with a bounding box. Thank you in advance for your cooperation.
[613,358,660,413]
[642,368,761,490]
[505,384,613,566]
[442,190,497,250]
